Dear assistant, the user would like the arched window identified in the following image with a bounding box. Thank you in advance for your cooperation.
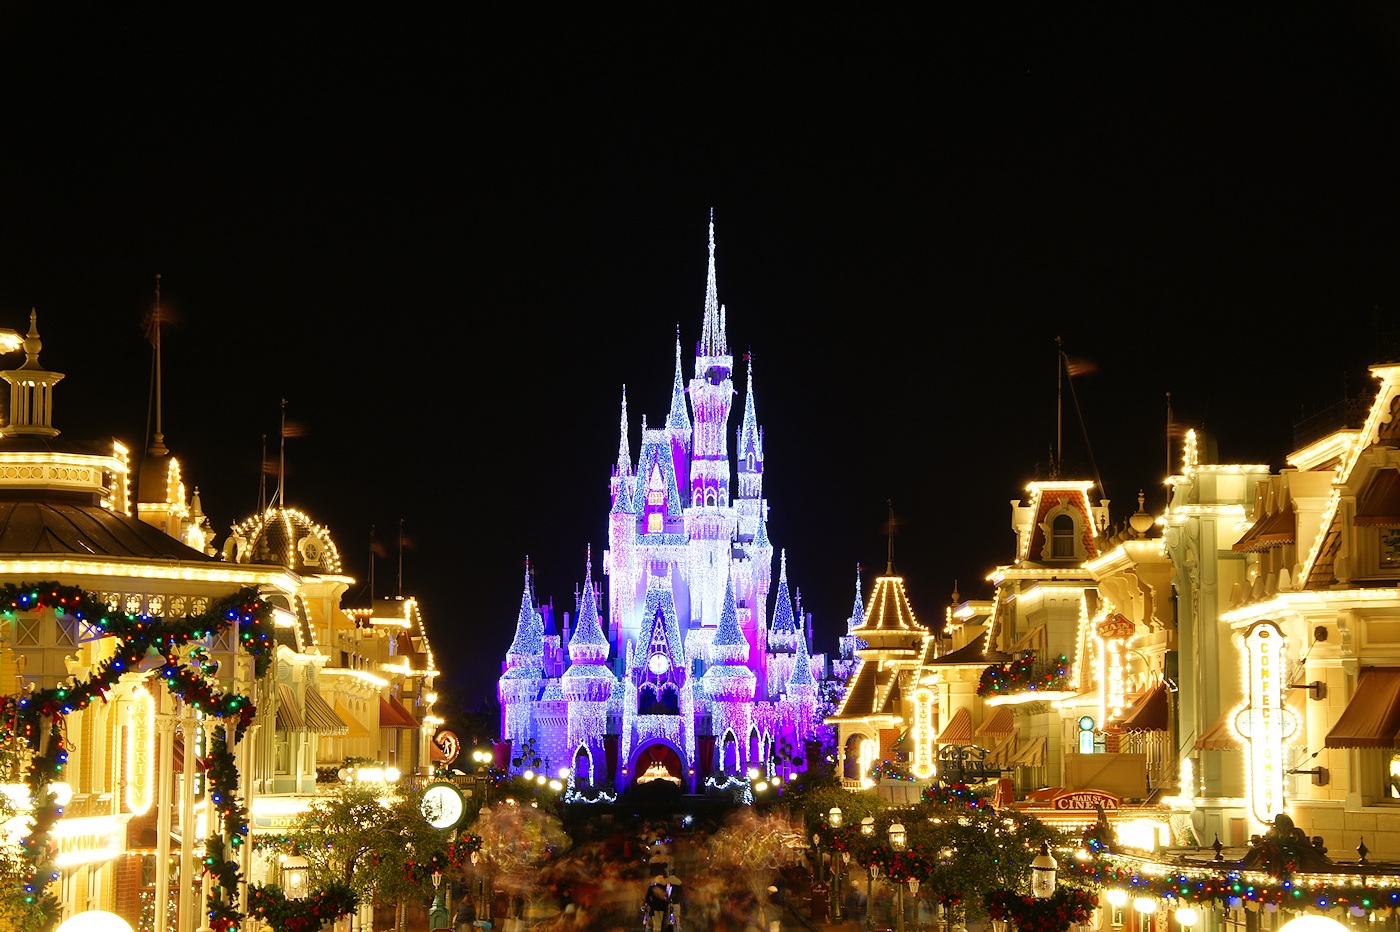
[844,733,866,781]
[1052,513,1076,558]
[706,489,716,507]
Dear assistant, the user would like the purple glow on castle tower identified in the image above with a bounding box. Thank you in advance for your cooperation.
[498,217,831,796]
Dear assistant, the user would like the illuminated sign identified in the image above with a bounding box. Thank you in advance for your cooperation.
[125,687,154,815]
[1235,621,1297,826]
[911,688,936,780]
[1051,789,1122,811]
[1096,614,1135,640]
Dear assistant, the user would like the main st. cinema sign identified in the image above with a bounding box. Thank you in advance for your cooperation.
[1051,789,1122,811]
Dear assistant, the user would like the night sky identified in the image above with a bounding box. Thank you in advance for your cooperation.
[2,8,1399,707]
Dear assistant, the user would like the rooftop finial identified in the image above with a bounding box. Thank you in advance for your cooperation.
[146,274,168,456]
[886,499,897,574]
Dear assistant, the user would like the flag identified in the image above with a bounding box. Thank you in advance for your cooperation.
[1065,356,1097,377]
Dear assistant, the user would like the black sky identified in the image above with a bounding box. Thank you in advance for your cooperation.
[2,8,1400,706]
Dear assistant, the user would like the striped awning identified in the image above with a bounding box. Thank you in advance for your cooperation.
[304,685,348,736]
[1009,736,1047,767]
[275,683,304,732]
[937,707,975,745]
[987,730,1019,767]
[976,706,1016,739]
[379,695,419,730]
[334,700,372,739]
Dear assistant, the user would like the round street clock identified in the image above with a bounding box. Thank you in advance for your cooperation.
[420,780,466,830]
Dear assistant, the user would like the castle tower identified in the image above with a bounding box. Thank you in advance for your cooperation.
[683,215,740,629]
[499,565,544,748]
[702,570,755,772]
[560,548,616,784]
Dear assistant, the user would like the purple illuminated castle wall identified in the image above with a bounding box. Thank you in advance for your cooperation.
[498,218,830,797]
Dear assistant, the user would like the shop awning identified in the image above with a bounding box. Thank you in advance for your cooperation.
[275,683,304,732]
[937,707,975,745]
[1197,692,1305,750]
[1327,668,1400,748]
[1356,469,1400,527]
[1195,708,1242,750]
[1009,736,1046,767]
[334,700,372,739]
[304,685,348,736]
[379,696,419,730]
[976,706,1016,740]
[1118,683,1170,732]
[1233,504,1295,552]
[987,730,1019,767]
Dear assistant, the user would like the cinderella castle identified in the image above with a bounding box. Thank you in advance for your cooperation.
[498,217,834,797]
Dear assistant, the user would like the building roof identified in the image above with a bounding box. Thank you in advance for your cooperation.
[0,500,211,560]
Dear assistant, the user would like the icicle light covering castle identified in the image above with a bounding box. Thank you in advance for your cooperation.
[499,218,830,796]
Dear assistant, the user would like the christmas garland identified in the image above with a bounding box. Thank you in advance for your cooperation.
[985,887,1098,932]
[921,782,991,810]
[868,760,916,782]
[977,651,1070,697]
[403,834,485,883]
[0,582,273,932]
[246,882,358,932]
[1065,853,1400,917]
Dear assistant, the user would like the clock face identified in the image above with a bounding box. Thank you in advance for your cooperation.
[648,653,671,675]
[421,782,465,829]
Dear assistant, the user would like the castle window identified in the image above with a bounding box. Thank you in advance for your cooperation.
[1052,514,1076,558]
[705,489,716,507]
[648,490,664,506]
[648,513,663,533]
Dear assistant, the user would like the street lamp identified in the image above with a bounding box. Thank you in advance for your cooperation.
[888,822,906,932]
[1175,907,1199,932]
[429,869,449,931]
[860,817,875,932]
[281,854,309,900]
[829,807,844,922]
[1133,896,1156,932]
[1030,842,1058,899]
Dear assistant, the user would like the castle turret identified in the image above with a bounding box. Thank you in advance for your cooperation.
[702,571,755,771]
[561,549,616,782]
[499,564,544,748]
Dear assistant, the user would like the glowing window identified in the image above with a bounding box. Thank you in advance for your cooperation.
[1052,514,1076,558]
[648,513,662,533]
[648,490,664,506]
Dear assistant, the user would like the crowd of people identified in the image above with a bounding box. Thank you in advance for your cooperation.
[446,818,793,932]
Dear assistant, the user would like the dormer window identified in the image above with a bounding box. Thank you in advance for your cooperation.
[1052,514,1076,558]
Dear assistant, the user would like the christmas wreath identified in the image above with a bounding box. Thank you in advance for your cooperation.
[984,886,1098,932]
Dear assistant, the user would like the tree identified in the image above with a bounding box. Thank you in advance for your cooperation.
[265,781,455,932]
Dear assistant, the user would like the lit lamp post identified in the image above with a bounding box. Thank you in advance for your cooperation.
[1175,907,1199,932]
[430,869,450,931]
[829,807,845,922]
[888,822,906,932]
[1133,897,1156,932]
[281,854,309,900]
[1030,842,1058,899]
[860,816,875,932]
